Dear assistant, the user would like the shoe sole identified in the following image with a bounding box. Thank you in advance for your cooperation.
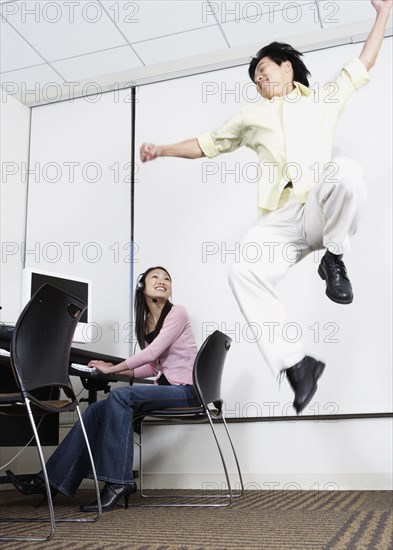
[80,483,137,512]
[295,361,326,414]
[318,265,353,305]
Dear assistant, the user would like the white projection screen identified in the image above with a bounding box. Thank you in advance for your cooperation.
[134,39,392,417]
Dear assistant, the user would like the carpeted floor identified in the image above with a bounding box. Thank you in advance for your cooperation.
[0,489,392,549]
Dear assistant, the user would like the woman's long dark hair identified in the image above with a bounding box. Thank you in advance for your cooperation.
[248,42,311,87]
[134,266,173,349]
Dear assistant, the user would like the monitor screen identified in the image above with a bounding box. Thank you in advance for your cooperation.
[30,272,89,323]
[22,268,92,343]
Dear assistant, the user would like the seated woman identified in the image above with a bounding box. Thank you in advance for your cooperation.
[7,266,199,512]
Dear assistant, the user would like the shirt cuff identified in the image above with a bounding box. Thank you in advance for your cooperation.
[344,57,370,90]
[196,131,220,158]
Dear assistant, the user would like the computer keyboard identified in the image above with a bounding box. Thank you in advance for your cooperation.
[71,363,96,373]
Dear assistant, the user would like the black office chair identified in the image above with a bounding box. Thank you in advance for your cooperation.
[133,330,244,507]
[0,284,101,542]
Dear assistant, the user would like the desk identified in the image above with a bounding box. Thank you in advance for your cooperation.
[0,348,147,482]
[68,346,153,403]
[69,366,152,404]
[1,325,152,405]
[69,366,130,404]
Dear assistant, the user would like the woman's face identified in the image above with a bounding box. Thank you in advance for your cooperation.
[144,269,172,303]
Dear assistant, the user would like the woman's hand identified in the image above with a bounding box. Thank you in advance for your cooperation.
[88,360,114,374]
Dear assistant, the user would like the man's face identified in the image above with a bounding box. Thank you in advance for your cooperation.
[254,56,294,99]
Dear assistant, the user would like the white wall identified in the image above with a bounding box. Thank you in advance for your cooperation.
[139,418,392,490]
[25,90,133,359]
[0,89,134,475]
[0,90,30,323]
[0,90,31,474]
[135,39,392,488]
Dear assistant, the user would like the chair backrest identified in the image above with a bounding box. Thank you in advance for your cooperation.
[193,331,232,411]
[11,284,86,397]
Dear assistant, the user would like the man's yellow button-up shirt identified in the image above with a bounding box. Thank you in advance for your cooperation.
[197,58,370,211]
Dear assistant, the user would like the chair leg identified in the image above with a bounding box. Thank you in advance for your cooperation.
[133,416,243,507]
[72,405,102,519]
[53,405,102,524]
[204,411,233,506]
[0,398,56,542]
[221,416,244,497]
[0,404,102,541]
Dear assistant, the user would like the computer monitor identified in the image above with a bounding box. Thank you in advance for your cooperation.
[21,268,93,343]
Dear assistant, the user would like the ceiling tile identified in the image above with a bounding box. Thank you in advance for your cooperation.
[1,0,127,61]
[133,25,228,65]
[318,0,392,28]
[52,45,143,82]
[2,0,391,105]
[222,3,321,48]
[103,0,214,43]
[0,21,44,72]
[0,64,64,102]
[202,1,317,25]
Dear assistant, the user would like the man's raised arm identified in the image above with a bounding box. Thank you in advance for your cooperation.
[140,139,204,163]
[359,0,392,70]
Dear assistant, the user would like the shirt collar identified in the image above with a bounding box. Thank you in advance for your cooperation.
[265,81,312,102]
[292,81,312,97]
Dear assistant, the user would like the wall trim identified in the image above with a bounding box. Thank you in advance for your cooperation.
[143,412,393,424]
[84,473,392,491]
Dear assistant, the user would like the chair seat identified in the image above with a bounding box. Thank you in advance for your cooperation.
[146,406,205,416]
[30,399,76,413]
[0,393,22,401]
[41,400,72,408]
[0,397,75,415]
[0,393,24,413]
[133,407,211,434]
[139,406,223,424]
[147,405,225,417]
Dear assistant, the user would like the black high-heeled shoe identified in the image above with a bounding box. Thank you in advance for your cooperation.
[6,469,58,508]
[80,481,137,512]
[6,469,58,498]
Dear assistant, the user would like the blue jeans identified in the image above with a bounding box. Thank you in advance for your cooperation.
[44,384,198,497]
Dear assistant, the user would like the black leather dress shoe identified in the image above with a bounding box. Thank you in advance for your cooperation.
[80,482,137,512]
[318,250,353,304]
[286,356,325,414]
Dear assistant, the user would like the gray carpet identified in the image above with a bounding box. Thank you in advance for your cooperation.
[0,489,392,549]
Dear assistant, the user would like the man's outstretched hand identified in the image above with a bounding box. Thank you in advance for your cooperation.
[360,0,392,69]
[140,142,159,162]
[371,0,393,12]
[139,139,204,161]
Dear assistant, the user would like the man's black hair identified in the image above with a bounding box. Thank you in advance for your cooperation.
[248,42,311,87]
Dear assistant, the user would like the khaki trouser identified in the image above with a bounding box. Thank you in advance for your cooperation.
[228,157,367,376]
